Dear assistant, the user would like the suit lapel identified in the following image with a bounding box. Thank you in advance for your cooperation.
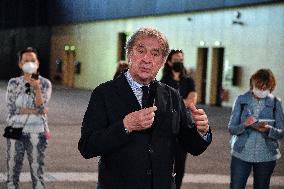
[152,82,170,135]
[155,82,169,113]
[113,74,141,112]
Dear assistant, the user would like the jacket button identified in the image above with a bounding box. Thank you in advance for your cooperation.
[146,169,152,175]
[148,148,154,153]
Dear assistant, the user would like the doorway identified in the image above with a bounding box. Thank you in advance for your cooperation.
[118,32,127,61]
[210,48,224,106]
[63,49,76,87]
[196,48,208,104]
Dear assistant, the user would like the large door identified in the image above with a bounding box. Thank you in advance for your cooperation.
[210,48,224,106]
[50,35,76,87]
[117,32,127,61]
[195,48,208,104]
[63,48,76,87]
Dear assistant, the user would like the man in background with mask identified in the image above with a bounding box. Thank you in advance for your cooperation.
[161,49,197,189]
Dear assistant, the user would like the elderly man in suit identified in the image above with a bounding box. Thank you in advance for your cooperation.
[78,27,212,189]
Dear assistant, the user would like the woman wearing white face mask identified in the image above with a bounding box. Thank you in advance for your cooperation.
[5,47,52,189]
[228,69,283,189]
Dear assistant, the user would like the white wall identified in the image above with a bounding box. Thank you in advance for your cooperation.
[51,3,284,106]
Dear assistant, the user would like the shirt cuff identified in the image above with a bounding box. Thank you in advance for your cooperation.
[198,130,210,141]
[124,127,131,135]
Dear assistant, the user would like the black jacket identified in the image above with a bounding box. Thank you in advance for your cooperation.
[78,74,212,189]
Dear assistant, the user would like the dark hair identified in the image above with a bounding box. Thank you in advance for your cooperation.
[166,49,183,63]
[161,49,187,80]
[249,69,276,92]
[18,47,38,62]
[113,62,129,79]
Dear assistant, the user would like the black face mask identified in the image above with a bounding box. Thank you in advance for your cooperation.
[172,62,184,72]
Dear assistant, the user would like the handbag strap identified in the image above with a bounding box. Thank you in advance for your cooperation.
[8,114,30,128]
[22,114,30,129]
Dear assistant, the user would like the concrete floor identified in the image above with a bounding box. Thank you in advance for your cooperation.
[0,82,283,189]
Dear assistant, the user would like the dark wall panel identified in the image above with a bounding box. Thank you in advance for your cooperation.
[48,0,276,25]
[0,0,277,28]
[224,0,272,6]
[0,0,48,29]
[0,27,51,80]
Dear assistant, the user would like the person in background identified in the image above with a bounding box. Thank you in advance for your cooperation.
[228,69,283,189]
[161,49,197,107]
[113,60,128,79]
[5,47,52,189]
[78,27,211,189]
[161,49,197,189]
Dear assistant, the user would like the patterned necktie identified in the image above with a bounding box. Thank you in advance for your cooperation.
[141,86,150,108]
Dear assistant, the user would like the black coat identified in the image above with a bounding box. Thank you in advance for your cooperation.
[78,74,212,189]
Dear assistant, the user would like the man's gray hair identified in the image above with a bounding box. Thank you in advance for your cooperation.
[125,27,170,58]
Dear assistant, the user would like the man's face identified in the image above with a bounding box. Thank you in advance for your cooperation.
[128,37,165,84]
[168,52,184,66]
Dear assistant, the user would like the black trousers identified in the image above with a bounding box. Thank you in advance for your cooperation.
[174,142,188,189]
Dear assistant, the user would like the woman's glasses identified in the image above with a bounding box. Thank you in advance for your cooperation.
[25,83,31,94]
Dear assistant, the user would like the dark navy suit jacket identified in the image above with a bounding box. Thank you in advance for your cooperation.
[78,74,212,189]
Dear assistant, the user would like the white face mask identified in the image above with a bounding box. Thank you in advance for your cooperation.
[22,61,38,74]
[253,87,270,98]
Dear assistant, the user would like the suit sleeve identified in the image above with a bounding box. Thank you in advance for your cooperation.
[177,93,212,156]
[78,86,130,159]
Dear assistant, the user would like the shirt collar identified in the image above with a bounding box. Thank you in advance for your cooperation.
[125,70,146,89]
